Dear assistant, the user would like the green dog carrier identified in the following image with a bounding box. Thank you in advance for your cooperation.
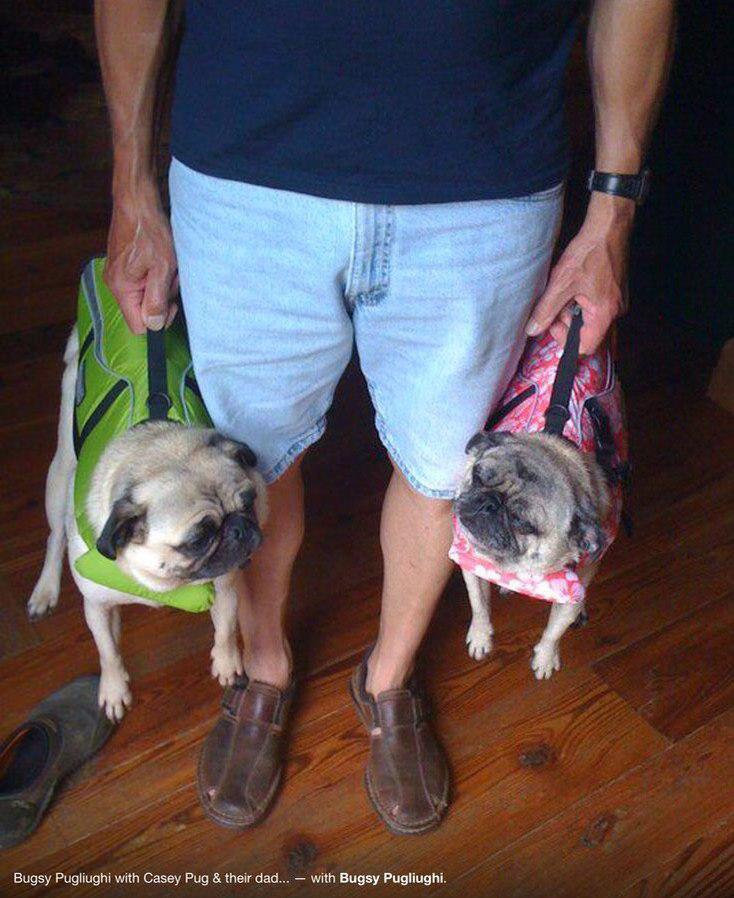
[72,257,214,612]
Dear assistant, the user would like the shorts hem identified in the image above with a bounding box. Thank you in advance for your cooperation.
[262,416,327,484]
[365,380,456,499]
[374,415,456,499]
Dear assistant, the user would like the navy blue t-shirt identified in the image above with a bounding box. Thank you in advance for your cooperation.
[171,1,582,204]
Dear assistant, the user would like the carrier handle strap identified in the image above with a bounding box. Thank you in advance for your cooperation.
[146,327,172,421]
[543,304,583,436]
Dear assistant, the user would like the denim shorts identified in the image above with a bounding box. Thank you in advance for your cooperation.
[169,158,564,498]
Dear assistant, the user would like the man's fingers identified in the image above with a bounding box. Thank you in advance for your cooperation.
[118,287,147,334]
[142,267,174,331]
[164,273,180,326]
[579,321,604,355]
[526,281,573,337]
[549,315,603,354]
[573,294,610,355]
[549,311,604,353]
[123,247,150,282]
[558,304,575,327]
[165,301,179,328]
[103,258,145,327]
[104,258,177,334]
[549,319,569,347]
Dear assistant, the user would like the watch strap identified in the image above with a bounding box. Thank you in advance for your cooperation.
[587,168,650,205]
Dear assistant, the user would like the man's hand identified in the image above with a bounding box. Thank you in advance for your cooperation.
[526,192,633,354]
[95,0,176,334]
[104,186,178,335]
[527,0,675,354]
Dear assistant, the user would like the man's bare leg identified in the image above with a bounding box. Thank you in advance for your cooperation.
[235,458,304,689]
[198,460,303,829]
[350,464,453,834]
[366,466,454,696]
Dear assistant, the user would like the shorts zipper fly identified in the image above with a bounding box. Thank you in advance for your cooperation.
[344,203,394,308]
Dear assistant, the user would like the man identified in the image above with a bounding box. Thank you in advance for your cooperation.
[96,0,674,833]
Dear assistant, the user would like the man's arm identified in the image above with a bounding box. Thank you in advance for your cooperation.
[527,0,676,354]
[95,0,178,334]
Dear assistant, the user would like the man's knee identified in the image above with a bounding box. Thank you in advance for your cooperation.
[389,463,454,519]
[263,454,306,552]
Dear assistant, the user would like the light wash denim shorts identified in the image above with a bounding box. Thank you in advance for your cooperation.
[169,158,564,498]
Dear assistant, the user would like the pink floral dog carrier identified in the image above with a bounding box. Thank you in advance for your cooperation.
[450,309,629,605]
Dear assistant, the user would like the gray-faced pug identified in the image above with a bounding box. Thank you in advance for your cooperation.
[453,430,609,679]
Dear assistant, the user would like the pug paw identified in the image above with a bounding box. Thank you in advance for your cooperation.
[27,582,60,619]
[211,643,243,686]
[466,621,493,661]
[98,667,131,721]
[531,641,561,680]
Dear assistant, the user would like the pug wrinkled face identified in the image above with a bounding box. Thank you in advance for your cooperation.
[453,430,608,576]
[92,426,268,592]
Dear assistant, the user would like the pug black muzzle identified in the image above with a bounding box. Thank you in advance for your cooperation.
[192,512,263,580]
[454,488,519,562]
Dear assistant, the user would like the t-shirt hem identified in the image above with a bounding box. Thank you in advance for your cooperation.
[169,150,569,206]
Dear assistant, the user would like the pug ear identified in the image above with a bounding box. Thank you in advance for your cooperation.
[208,433,258,469]
[96,496,147,560]
[569,508,605,559]
[465,430,513,456]
[232,442,257,469]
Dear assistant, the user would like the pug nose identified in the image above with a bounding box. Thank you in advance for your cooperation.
[484,493,502,512]
[226,512,249,541]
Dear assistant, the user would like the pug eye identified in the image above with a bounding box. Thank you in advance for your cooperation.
[512,517,539,537]
[472,466,495,487]
[186,532,214,553]
[184,518,217,552]
[238,488,256,511]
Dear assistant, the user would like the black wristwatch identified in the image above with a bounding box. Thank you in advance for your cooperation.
[587,168,651,206]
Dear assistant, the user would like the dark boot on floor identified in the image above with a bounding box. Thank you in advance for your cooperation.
[0,675,115,849]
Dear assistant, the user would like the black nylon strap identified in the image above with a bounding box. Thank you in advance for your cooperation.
[543,305,583,436]
[484,385,535,432]
[146,328,172,421]
[73,378,127,457]
[78,328,94,363]
[585,397,618,482]
[585,395,633,537]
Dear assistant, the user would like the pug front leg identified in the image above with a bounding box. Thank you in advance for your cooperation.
[210,573,243,686]
[83,598,131,721]
[462,569,493,661]
[531,601,583,680]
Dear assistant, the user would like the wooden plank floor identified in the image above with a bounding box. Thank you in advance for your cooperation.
[1,9,733,896]
[2,214,733,898]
